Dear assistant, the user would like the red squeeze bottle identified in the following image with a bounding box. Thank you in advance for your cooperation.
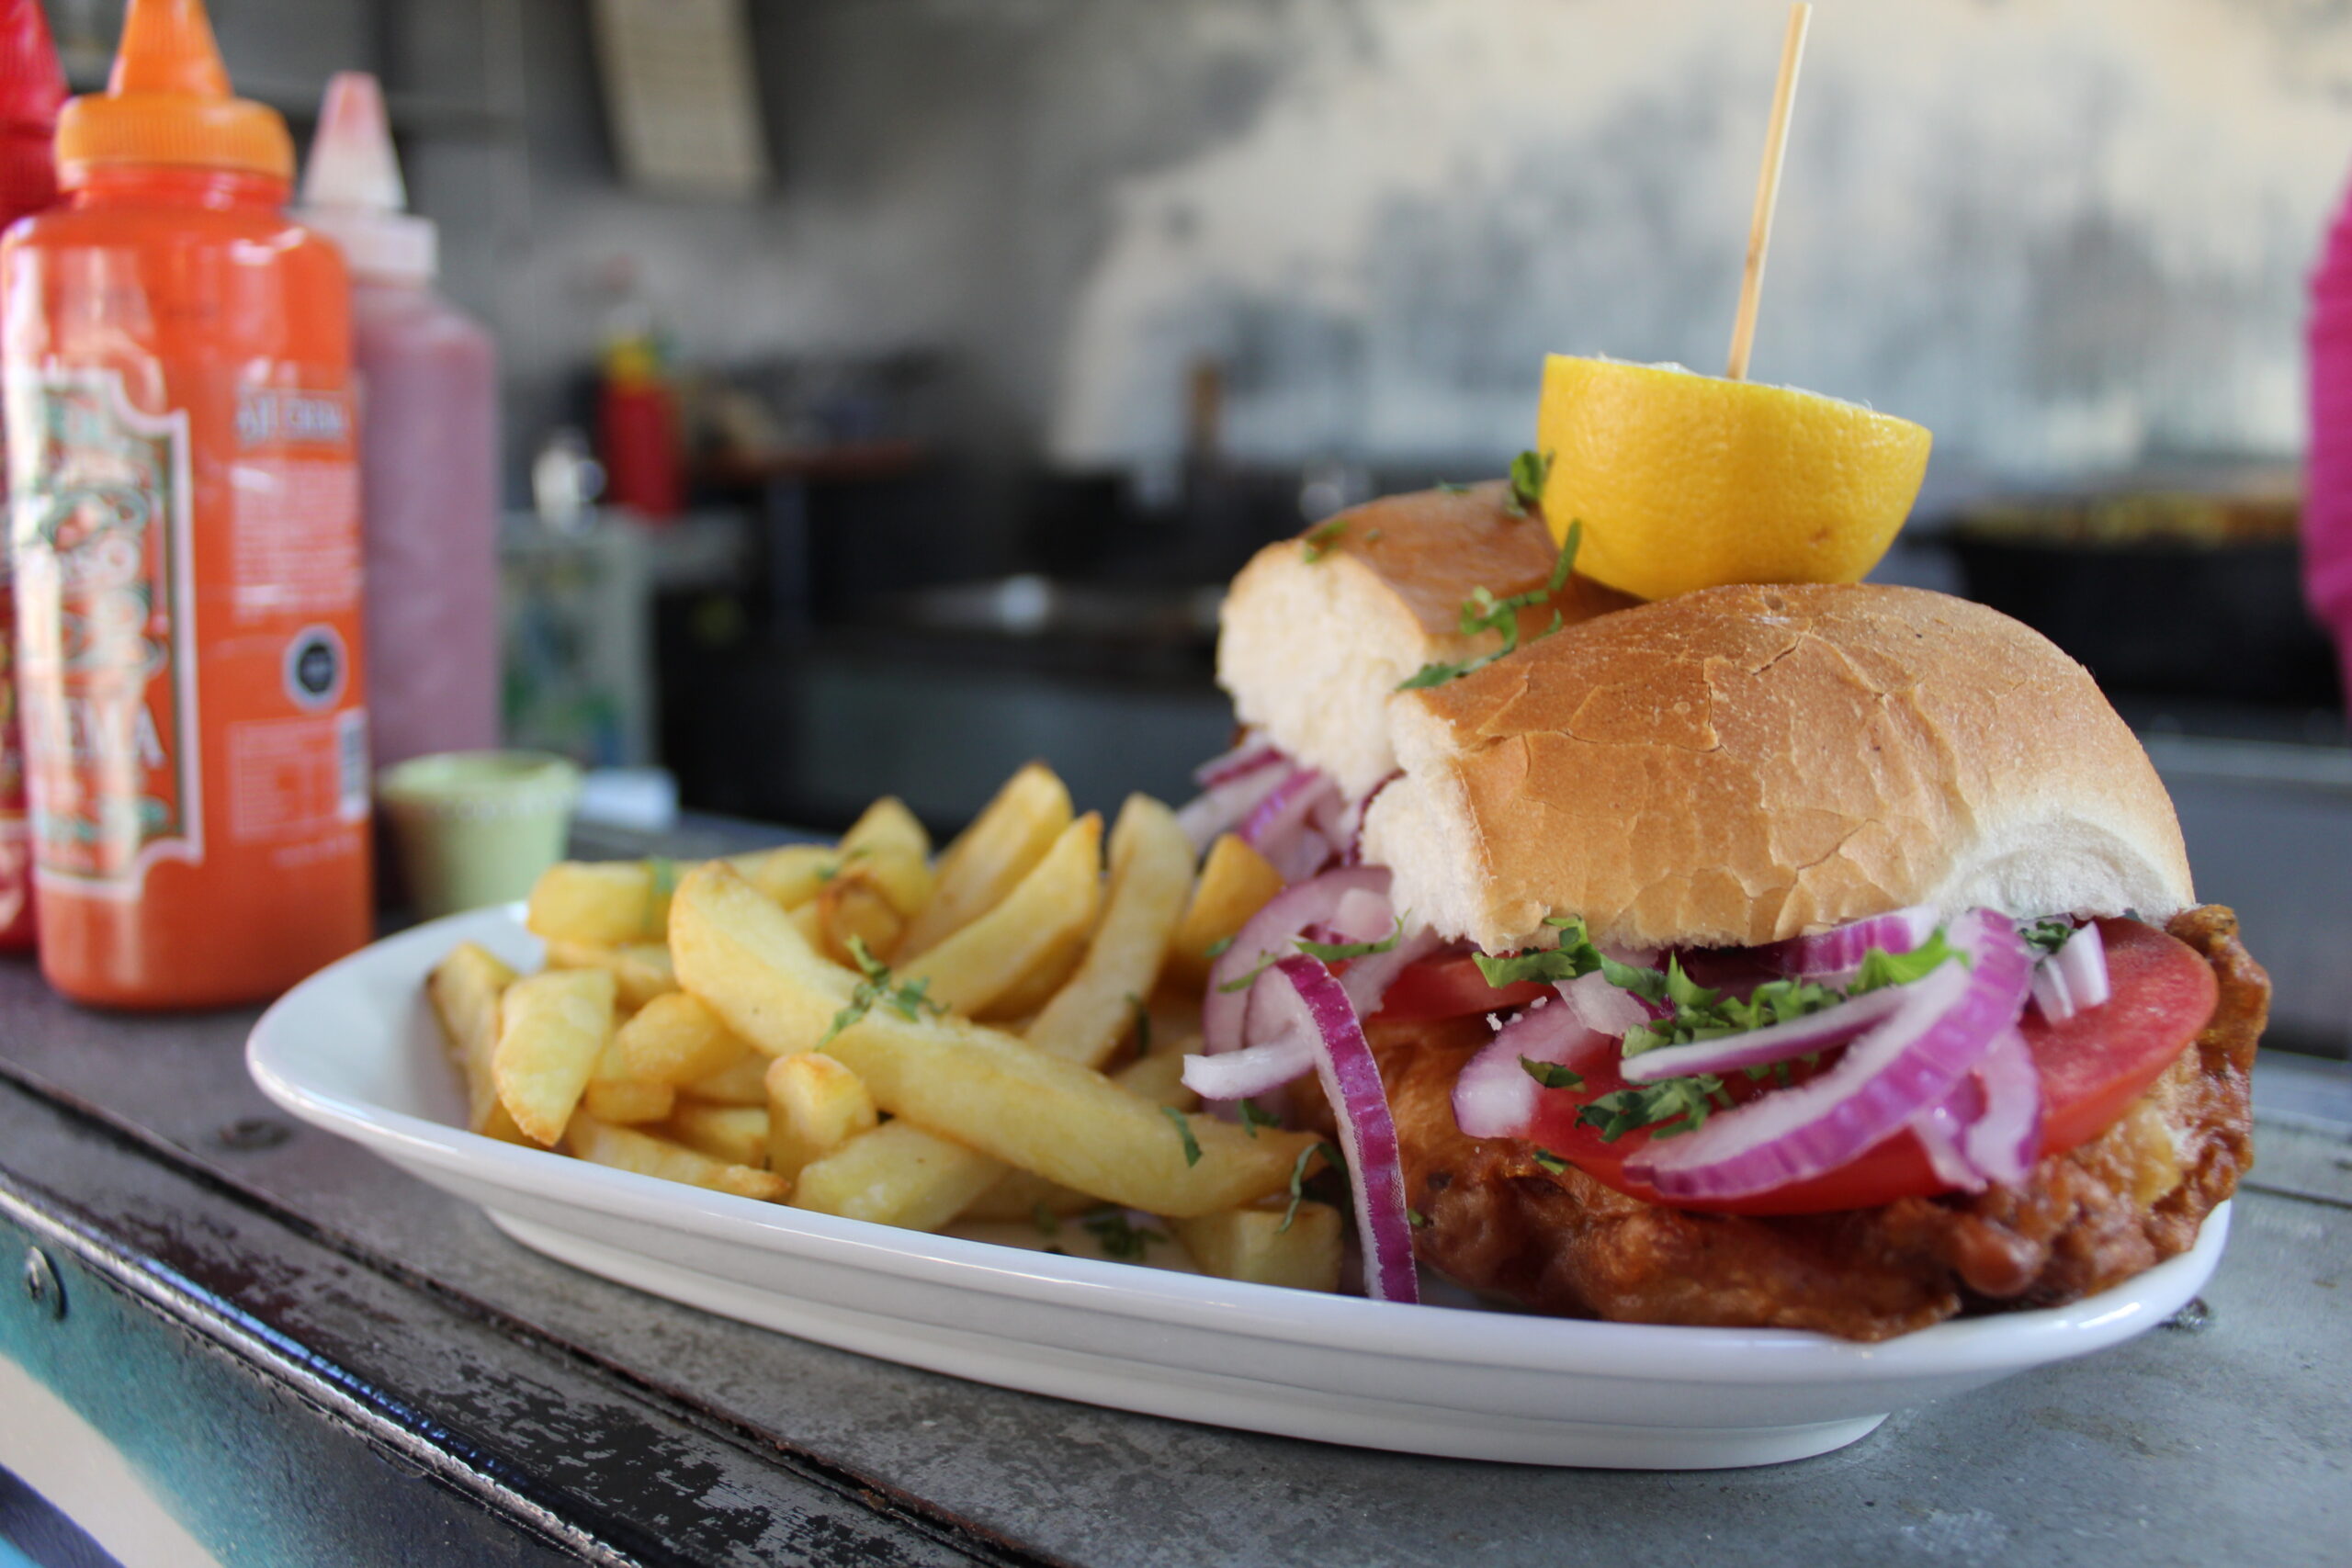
[3,0,371,1007]
[0,0,65,952]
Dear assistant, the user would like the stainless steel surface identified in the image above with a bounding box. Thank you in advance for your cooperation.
[0,909,2346,1563]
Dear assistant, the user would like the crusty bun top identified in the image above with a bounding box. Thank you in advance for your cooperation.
[1362,582,2193,953]
[1217,482,1635,795]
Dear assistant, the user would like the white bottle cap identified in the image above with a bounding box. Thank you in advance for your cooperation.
[296,71,437,284]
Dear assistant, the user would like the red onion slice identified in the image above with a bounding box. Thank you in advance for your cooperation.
[1960,1026,2041,1184]
[1193,733,1282,788]
[1242,769,1343,883]
[1202,866,1390,1055]
[1759,905,1939,979]
[1619,985,1909,1084]
[1909,1099,1986,1192]
[1182,1035,1316,1100]
[1256,954,1419,1303]
[1174,762,1292,852]
[2030,921,2110,1022]
[1627,909,2032,1202]
[1561,970,1651,1039]
[1338,924,1443,1018]
[1453,995,1606,1138]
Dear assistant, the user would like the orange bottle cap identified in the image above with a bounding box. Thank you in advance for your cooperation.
[54,0,291,186]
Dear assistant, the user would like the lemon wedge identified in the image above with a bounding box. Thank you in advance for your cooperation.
[1534,355,1931,602]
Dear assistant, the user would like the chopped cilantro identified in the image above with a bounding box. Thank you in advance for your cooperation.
[818,936,946,1045]
[1238,1099,1281,1138]
[1531,1148,1570,1177]
[2022,918,2075,957]
[1407,1207,1430,1228]
[1395,521,1582,691]
[1507,448,1553,516]
[1280,1142,1340,1233]
[1521,1056,1583,1090]
[1203,934,1235,960]
[1294,916,1405,964]
[1849,929,1962,994]
[1301,516,1350,563]
[1436,479,1473,494]
[1080,1207,1169,1261]
[815,845,871,884]
[1161,1105,1203,1168]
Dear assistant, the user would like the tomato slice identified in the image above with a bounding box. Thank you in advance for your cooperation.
[1520,918,2217,1216]
[1372,955,1550,1023]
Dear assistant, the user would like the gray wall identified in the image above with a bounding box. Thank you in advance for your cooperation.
[45,0,2352,509]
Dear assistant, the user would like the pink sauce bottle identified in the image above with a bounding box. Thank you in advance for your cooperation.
[298,72,499,773]
[0,0,64,951]
[2305,174,2352,706]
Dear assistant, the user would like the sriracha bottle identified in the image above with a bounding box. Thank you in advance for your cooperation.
[0,0,64,952]
[2,0,371,1006]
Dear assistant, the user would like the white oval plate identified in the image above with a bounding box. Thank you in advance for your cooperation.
[246,904,2227,1470]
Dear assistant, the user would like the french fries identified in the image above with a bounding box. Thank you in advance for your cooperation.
[426,942,533,1144]
[582,1029,676,1124]
[1025,795,1194,1066]
[898,762,1070,955]
[1173,1201,1343,1292]
[1163,833,1283,992]
[611,991,749,1087]
[679,1050,769,1106]
[662,1102,771,1168]
[422,760,1361,1300]
[670,863,1317,1216]
[566,1112,787,1201]
[899,813,1102,1017]
[765,1053,879,1180]
[493,969,616,1145]
[545,938,679,1009]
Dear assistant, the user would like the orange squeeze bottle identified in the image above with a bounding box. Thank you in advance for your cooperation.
[3,0,371,1006]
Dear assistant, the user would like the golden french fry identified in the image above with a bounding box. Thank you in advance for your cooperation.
[789,1121,1002,1230]
[961,1045,1202,1221]
[584,1021,676,1123]
[730,843,844,909]
[526,862,676,947]
[813,872,906,966]
[765,1053,881,1180]
[1173,1201,1343,1292]
[426,942,534,1145]
[1164,833,1283,992]
[976,930,1088,1022]
[836,798,933,918]
[898,762,1071,955]
[565,1111,787,1201]
[544,938,678,1010]
[678,1049,767,1106]
[663,1103,772,1168]
[899,813,1102,1017]
[1024,795,1194,1064]
[670,863,1316,1216]
[493,968,616,1146]
[582,1075,675,1125]
[613,991,749,1086]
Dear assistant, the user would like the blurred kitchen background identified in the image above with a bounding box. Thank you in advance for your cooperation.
[39,0,2352,1053]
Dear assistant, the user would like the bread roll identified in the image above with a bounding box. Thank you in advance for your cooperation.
[1216,482,1634,796]
[1363,582,2193,952]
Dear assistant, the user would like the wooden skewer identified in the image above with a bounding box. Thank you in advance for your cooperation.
[1724,2,1813,381]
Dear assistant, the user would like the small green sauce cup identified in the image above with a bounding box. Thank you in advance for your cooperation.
[378,750,582,919]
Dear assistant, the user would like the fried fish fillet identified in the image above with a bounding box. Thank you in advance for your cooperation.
[1377,905,2263,1341]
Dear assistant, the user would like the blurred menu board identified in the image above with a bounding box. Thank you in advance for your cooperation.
[590,0,768,199]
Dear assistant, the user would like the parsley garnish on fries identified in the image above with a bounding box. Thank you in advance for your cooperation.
[818,935,945,1046]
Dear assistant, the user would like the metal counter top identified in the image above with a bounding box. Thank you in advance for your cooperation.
[0,875,2346,1565]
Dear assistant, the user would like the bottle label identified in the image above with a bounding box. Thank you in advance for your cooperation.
[6,368,201,896]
